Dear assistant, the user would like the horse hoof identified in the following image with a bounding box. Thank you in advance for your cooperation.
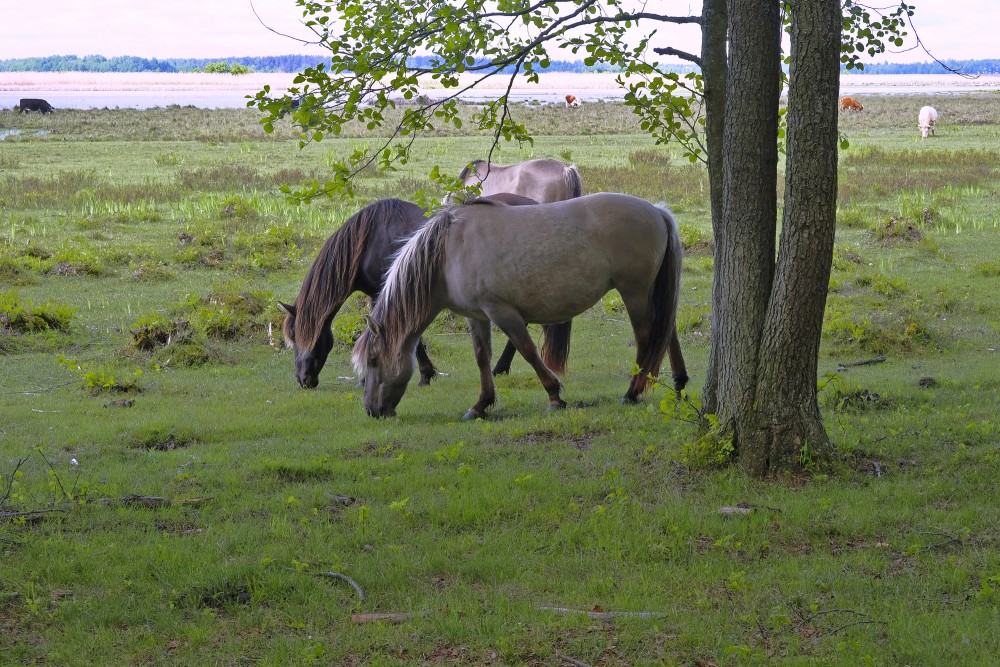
[545,402,567,413]
[621,396,639,405]
[462,409,483,421]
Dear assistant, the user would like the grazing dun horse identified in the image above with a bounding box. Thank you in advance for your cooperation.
[353,193,688,419]
[919,106,938,138]
[448,158,582,206]
[839,97,863,111]
[278,195,546,390]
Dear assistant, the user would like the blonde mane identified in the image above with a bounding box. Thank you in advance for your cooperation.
[352,208,455,377]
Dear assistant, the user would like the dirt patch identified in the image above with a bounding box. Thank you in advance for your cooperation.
[130,432,198,451]
[193,580,252,608]
[49,262,79,276]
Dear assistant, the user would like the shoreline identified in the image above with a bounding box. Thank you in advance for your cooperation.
[3,72,999,110]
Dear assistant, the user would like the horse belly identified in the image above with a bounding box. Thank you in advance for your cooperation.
[444,241,615,324]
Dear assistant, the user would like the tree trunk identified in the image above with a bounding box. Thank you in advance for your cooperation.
[699,0,727,415]
[736,0,841,475]
[714,0,782,428]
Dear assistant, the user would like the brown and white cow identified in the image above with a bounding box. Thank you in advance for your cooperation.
[564,94,581,108]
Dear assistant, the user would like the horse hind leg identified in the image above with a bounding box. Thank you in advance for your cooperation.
[491,339,518,376]
[493,320,571,377]
[667,329,688,394]
[464,318,497,420]
[618,290,659,404]
[485,306,566,412]
[415,337,437,386]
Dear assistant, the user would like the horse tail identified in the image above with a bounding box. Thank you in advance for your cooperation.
[564,165,583,199]
[541,321,572,375]
[633,206,687,396]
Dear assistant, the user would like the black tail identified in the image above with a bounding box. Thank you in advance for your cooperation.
[541,321,573,375]
[565,165,583,198]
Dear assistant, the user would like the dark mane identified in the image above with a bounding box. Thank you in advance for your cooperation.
[353,208,455,378]
[285,198,413,351]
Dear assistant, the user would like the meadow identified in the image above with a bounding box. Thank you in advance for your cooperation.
[1,94,999,666]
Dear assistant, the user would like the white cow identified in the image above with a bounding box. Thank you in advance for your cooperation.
[918,106,938,139]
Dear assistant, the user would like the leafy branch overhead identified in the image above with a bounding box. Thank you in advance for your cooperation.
[250,0,915,203]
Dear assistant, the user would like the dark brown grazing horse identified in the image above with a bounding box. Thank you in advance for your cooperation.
[279,193,568,389]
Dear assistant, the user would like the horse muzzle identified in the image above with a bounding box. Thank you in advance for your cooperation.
[298,375,319,389]
[365,407,396,419]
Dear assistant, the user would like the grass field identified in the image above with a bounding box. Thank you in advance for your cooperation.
[2,94,999,666]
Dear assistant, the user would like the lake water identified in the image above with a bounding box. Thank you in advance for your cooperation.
[3,72,999,110]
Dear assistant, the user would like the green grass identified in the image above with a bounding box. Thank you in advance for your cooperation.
[2,95,1000,665]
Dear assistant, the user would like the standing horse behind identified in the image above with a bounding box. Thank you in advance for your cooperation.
[446,158,582,376]
[279,194,550,389]
[447,157,583,205]
[353,193,688,419]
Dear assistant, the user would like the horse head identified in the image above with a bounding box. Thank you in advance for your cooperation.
[353,315,414,418]
[279,301,333,389]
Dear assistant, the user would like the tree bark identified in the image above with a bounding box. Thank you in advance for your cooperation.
[699,0,727,415]
[715,0,782,429]
[737,0,841,474]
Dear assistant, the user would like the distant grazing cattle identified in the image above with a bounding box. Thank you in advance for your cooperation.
[918,105,938,138]
[18,98,54,113]
[839,97,863,111]
[564,94,581,108]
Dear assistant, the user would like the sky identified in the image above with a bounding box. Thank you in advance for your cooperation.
[0,0,994,64]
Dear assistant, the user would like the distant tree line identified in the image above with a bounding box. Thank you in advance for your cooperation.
[846,59,1000,75]
[10,53,995,75]
[0,53,683,74]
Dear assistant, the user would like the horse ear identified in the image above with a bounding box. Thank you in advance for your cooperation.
[365,314,383,339]
[277,301,296,317]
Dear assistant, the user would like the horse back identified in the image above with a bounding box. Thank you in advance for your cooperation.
[443,193,670,321]
[354,199,429,295]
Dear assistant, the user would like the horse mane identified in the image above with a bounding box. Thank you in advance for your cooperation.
[353,208,455,378]
[286,198,411,351]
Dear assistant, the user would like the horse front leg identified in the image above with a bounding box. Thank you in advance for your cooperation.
[486,308,566,412]
[463,319,496,420]
[415,336,438,386]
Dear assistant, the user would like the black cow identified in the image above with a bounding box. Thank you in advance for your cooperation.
[18,98,54,113]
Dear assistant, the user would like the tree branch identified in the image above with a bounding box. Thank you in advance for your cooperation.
[654,47,702,66]
[0,457,29,509]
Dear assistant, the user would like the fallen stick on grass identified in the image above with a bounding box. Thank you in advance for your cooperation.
[316,571,366,601]
[351,611,429,624]
[0,508,66,523]
[837,355,887,370]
